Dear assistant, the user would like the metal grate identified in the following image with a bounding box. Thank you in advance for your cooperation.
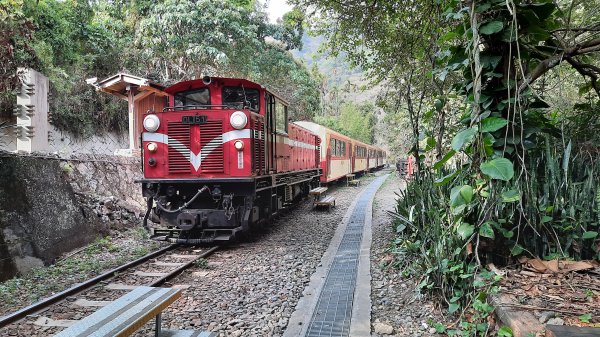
[200,121,224,173]
[252,119,265,174]
[305,175,387,337]
[168,122,191,173]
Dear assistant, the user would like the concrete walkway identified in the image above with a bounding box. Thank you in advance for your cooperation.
[283,175,389,337]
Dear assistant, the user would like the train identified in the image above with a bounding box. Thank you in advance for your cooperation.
[139,76,386,243]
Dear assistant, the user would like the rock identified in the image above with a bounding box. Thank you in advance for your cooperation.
[230,329,244,337]
[227,319,242,326]
[547,317,564,325]
[373,322,394,335]
[429,327,438,334]
[539,311,556,323]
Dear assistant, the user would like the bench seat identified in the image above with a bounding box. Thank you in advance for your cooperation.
[314,195,336,211]
[53,286,212,337]
[309,186,328,195]
[348,179,360,186]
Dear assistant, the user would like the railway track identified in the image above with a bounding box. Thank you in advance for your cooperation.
[0,244,221,335]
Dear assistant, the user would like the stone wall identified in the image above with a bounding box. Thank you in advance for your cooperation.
[0,152,144,281]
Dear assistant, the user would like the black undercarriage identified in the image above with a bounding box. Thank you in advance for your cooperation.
[138,169,321,244]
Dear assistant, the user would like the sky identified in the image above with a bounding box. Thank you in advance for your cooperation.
[261,0,294,23]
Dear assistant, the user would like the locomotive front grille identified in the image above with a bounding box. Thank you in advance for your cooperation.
[200,121,224,173]
[168,122,191,173]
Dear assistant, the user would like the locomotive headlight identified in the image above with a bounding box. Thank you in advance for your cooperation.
[234,140,244,151]
[143,114,160,132]
[230,111,247,130]
[147,142,158,152]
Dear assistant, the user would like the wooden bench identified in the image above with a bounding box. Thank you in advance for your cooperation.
[309,186,328,201]
[53,286,215,337]
[345,174,355,187]
[314,195,336,211]
[348,179,360,186]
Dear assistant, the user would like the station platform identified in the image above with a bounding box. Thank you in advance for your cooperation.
[283,174,389,337]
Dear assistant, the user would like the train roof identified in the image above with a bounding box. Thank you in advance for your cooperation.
[164,77,290,105]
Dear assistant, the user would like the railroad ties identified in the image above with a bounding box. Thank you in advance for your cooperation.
[0,246,220,336]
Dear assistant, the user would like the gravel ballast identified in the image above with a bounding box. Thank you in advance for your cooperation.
[370,173,445,337]
[143,177,378,337]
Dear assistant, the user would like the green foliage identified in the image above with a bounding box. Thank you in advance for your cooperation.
[314,101,376,143]
[480,158,514,181]
[194,258,209,269]
[0,229,161,305]
[0,0,37,117]
[295,0,600,332]
[2,0,320,133]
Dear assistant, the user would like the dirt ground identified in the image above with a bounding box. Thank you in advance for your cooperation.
[370,173,447,336]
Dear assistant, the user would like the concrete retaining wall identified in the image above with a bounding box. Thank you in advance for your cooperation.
[0,152,144,281]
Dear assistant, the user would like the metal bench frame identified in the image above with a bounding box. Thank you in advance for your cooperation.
[53,286,214,337]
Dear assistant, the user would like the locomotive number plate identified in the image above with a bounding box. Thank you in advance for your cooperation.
[182,115,208,124]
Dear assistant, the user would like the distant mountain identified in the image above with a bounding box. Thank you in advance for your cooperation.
[292,33,387,148]
[292,34,362,87]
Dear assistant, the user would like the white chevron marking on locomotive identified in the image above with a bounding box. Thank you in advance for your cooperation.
[142,129,251,171]
[143,129,315,170]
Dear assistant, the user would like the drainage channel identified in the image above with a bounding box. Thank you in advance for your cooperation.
[305,175,388,337]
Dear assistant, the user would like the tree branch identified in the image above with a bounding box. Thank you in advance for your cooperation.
[565,57,600,97]
[518,37,600,93]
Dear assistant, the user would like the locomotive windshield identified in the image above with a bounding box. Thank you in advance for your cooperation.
[222,86,260,112]
[174,88,210,107]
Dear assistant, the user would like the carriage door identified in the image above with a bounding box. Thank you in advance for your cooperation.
[326,136,332,178]
[349,143,354,173]
[265,93,275,173]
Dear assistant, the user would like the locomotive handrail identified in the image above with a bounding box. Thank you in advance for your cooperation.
[162,102,255,112]
[162,104,233,112]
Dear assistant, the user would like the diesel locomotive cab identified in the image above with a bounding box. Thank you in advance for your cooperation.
[138,77,321,244]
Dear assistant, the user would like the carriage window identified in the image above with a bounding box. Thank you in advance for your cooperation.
[330,138,347,156]
[356,146,366,157]
[174,88,210,107]
[275,99,288,133]
[222,86,260,112]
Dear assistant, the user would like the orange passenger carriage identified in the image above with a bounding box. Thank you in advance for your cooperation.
[294,121,387,183]
[139,77,321,243]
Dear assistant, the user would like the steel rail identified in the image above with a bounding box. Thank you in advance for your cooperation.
[148,245,220,287]
[0,243,178,328]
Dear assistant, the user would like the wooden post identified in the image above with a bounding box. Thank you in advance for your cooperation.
[126,84,138,152]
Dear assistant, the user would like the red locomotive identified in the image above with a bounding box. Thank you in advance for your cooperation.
[140,77,321,243]
[139,76,386,243]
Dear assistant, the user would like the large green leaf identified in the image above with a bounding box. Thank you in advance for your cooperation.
[582,231,598,240]
[479,222,495,238]
[501,189,520,203]
[480,20,504,35]
[448,302,460,314]
[480,158,514,181]
[457,222,474,240]
[459,185,474,204]
[480,117,508,132]
[450,185,474,207]
[451,127,477,151]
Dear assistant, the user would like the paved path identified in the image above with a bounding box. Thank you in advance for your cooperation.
[284,174,389,337]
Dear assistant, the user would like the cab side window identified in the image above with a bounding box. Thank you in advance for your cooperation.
[275,99,288,133]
